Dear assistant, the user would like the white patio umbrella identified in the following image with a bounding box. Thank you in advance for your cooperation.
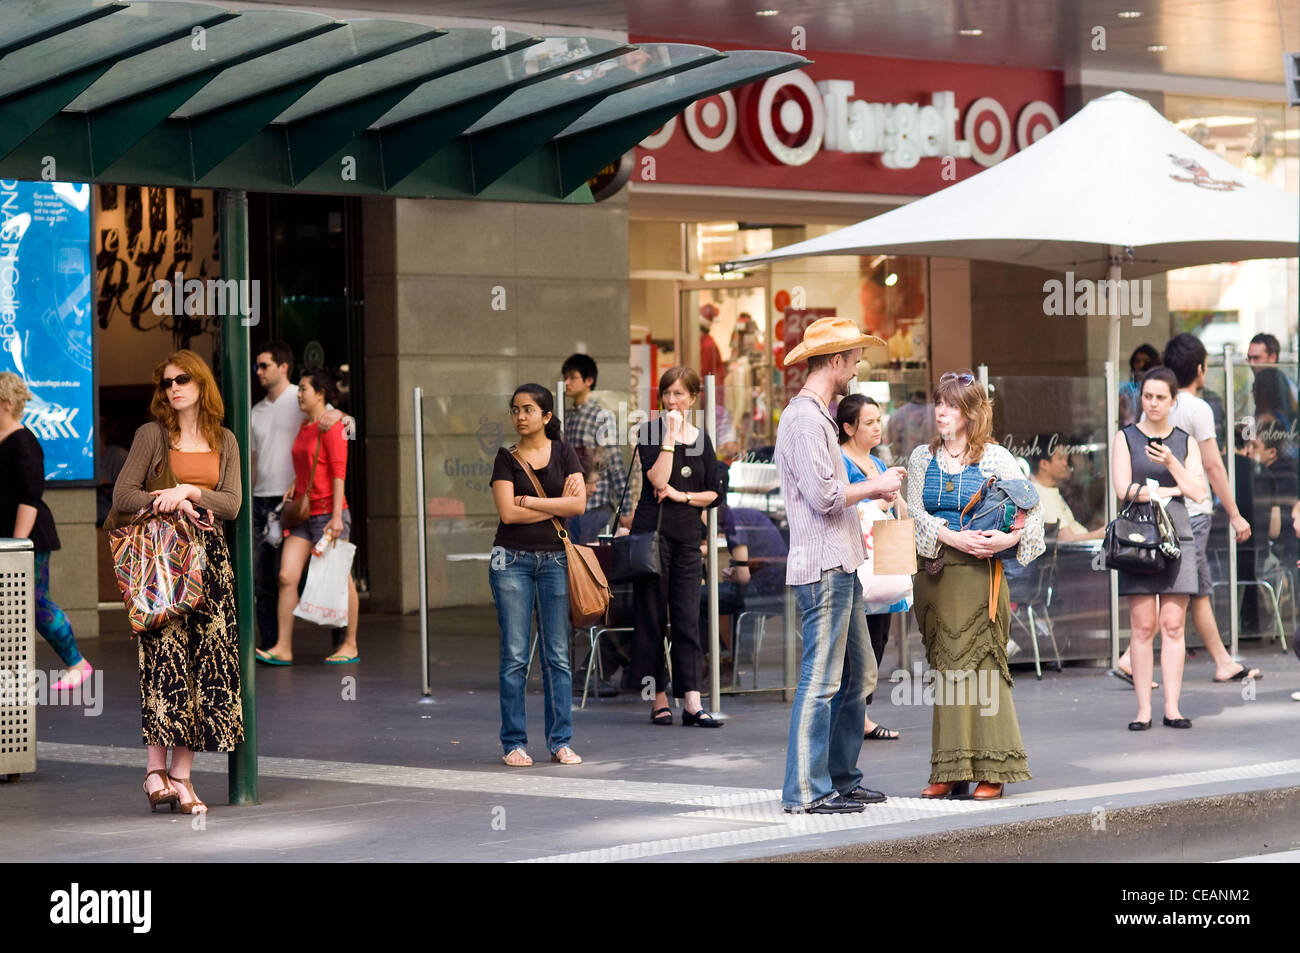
[720,90,1298,378]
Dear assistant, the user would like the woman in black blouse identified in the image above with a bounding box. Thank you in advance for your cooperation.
[489,384,586,766]
[633,367,720,726]
[0,372,92,690]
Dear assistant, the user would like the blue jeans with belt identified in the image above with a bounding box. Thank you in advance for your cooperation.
[489,548,574,754]
[782,569,877,811]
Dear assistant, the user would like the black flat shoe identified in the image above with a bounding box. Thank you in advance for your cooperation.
[784,795,864,815]
[843,785,887,804]
[649,707,672,725]
[1128,720,1152,731]
[681,707,723,728]
[1162,716,1192,729]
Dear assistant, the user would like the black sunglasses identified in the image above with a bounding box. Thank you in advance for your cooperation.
[159,373,193,391]
[255,361,273,371]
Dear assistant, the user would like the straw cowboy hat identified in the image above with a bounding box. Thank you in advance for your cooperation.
[784,316,886,364]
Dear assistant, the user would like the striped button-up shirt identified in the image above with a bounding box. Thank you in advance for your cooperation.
[775,394,865,585]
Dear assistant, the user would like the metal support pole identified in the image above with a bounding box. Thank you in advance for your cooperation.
[555,381,564,427]
[976,364,989,390]
[414,387,432,699]
[220,188,257,805]
[1224,345,1238,657]
[1105,359,1120,670]
[705,374,721,715]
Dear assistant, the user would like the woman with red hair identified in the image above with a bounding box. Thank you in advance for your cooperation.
[906,371,1044,801]
[111,350,243,815]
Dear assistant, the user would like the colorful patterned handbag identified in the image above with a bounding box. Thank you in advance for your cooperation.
[108,508,212,634]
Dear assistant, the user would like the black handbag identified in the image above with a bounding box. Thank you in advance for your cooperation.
[1096,484,1166,575]
[603,446,663,583]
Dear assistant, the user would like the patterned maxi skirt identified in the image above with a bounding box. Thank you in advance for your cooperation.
[911,547,1032,785]
[138,523,244,752]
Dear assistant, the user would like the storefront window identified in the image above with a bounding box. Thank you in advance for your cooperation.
[1165,95,1299,355]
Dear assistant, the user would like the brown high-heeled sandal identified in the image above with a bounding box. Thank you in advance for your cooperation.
[143,768,177,813]
[167,773,208,815]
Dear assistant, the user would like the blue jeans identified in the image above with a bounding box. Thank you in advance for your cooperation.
[489,548,574,754]
[782,569,877,811]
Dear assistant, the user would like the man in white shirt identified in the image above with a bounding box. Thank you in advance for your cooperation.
[1028,443,1104,542]
[1117,334,1260,684]
[251,342,344,649]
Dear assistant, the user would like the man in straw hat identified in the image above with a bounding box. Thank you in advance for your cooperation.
[777,316,906,814]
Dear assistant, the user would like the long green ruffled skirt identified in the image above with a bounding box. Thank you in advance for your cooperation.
[912,547,1031,785]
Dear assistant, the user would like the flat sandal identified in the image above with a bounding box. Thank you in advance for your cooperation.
[551,746,582,765]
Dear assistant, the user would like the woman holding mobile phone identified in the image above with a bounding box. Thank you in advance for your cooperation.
[1110,366,1207,731]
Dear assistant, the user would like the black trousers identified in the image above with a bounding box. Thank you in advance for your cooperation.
[252,496,282,650]
[633,533,703,698]
[864,612,891,706]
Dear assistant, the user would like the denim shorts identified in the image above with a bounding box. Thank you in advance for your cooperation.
[288,508,352,543]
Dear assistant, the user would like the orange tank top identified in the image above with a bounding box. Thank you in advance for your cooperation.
[169,450,220,490]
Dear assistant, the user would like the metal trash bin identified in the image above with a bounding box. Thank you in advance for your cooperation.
[0,539,35,781]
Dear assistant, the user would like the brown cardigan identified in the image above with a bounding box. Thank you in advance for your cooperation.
[111,422,242,521]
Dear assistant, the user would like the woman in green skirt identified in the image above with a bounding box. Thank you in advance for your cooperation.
[905,371,1044,800]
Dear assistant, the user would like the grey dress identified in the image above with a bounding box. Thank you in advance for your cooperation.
[1116,424,1198,596]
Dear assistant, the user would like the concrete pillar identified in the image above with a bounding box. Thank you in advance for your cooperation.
[44,488,98,642]
[364,191,631,613]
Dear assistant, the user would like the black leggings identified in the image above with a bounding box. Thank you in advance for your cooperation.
[864,612,890,706]
[633,534,703,698]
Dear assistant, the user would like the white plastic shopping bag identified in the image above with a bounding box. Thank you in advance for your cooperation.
[293,539,356,627]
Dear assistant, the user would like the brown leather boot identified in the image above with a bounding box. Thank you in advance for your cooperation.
[921,781,971,799]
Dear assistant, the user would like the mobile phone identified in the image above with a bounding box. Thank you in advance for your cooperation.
[1147,436,1163,447]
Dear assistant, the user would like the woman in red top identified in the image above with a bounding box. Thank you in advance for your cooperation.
[256,368,358,665]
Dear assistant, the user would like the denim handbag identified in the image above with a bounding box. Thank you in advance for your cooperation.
[603,448,663,583]
[959,476,1038,534]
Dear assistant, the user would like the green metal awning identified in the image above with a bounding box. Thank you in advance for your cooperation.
[0,0,808,202]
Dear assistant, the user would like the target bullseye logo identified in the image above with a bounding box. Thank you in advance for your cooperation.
[639,117,678,150]
[743,69,824,166]
[963,96,1011,167]
[1016,100,1060,150]
[684,92,737,152]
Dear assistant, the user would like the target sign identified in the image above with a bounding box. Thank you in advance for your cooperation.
[684,92,737,152]
[744,69,825,166]
[639,116,677,150]
[962,97,1011,167]
[1016,100,1060,149]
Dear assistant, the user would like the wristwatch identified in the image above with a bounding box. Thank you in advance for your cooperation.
[684,492,692,505]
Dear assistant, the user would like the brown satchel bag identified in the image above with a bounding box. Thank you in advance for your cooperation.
[281,432,322,530]
[509,447,611,627]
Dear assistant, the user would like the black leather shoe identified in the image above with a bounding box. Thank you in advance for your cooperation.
[843,785,887,804]
[681,707,723,727]
[1162,716,1192,729]
[784,795,865,815]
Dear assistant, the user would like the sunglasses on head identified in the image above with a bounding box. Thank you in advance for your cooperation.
[159,373,193,391]
[940,372,975,386]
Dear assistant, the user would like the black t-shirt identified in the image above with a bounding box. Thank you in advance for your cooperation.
[631,420,719,542]
[0,428,60,552]
[491,441,582,552]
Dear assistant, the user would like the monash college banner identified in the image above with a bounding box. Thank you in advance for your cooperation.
[0,180,94,481]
